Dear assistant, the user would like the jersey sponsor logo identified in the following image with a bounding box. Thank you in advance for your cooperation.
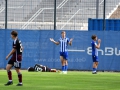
[34,65,43,72]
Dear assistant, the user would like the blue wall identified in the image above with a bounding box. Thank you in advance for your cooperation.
[88,18,120,31]
[0,30,120,71]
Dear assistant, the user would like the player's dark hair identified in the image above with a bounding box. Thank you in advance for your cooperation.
[91,35,97,40]
[11,30,18,37]
[28,67,35,72]
[61,31,66,34]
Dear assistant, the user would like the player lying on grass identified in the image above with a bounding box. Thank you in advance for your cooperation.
[91,35,101,74]
[28,64,57,72]
[50,31,73,74]
[5,30,23,86]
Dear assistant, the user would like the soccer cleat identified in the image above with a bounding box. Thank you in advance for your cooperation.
[92,72,97,74]
[4,81,13,86]
[63,71,67,74]
[16,83,23,86]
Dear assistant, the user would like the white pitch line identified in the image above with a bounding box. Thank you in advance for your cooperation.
[68,50,85,52]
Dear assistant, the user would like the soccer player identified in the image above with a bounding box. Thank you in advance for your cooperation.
[5,30,23,86]
[28,64,57,72]
[50,31,73,74]
[91,35,101,74]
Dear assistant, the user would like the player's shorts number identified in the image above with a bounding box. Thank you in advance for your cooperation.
[14,62,20,67]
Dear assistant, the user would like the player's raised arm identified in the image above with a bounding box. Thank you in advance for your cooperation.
[6,48,16,60]
[50,38,60,45]
[68,38,73,46]
[95,39,101,49]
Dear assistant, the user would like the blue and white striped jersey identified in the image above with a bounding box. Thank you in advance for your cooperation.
[58,37,70,52]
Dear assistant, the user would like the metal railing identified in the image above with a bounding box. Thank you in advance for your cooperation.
[0,0,120,30]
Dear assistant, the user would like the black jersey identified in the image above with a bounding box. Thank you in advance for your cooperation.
[11,38,23,61]
[34,64,51,72]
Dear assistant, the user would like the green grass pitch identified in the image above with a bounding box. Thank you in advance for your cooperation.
[0,70,120,90]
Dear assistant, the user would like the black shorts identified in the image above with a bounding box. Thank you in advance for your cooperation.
[8,59,21,69]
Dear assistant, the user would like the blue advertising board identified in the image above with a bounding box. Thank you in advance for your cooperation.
[0,30,120,71]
